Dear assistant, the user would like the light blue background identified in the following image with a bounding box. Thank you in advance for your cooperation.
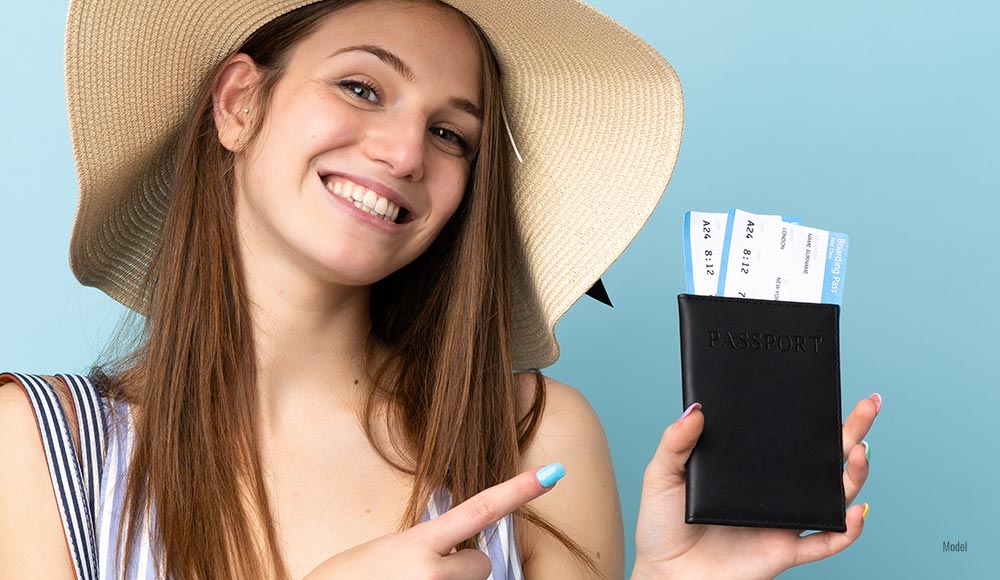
[2,0,997,577]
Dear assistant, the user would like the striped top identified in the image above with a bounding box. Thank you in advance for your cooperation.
[5,372,523,580]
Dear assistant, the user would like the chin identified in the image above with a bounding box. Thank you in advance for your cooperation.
[306,256,395,288]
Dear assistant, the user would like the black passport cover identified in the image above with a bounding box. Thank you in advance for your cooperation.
[677,294,846,532]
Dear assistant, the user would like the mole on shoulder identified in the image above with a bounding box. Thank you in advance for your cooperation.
[354,379,359,385]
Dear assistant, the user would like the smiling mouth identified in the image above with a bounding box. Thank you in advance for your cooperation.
[320,175,413,224]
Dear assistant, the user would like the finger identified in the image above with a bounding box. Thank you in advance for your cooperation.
[436,548,492,580]
[793,503,867,566]
[645,403,704,492]
[843,442,870,506]
[841,394,880,460]
[415,463,563,555]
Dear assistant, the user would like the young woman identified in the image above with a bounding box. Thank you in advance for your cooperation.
[0,0,879,578]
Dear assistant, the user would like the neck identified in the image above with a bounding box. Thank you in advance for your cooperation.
[240,240,385,442]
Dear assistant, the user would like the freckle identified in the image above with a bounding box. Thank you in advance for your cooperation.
[364,507,371,514]
[596,551,601,559]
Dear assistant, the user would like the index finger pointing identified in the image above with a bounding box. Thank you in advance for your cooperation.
[416,462,565,555]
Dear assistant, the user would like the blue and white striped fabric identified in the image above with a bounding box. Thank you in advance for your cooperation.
[7,372,524,580]
[426,487,525,580]
[3,372,106,580]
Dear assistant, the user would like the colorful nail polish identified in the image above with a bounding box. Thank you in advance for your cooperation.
[869,392,882,413]
[678,402,702,424]
[861,440,870,463]
[861,502,870,521]
[536,462,566,488]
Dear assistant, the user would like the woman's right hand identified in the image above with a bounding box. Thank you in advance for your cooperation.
[302,463,565,580]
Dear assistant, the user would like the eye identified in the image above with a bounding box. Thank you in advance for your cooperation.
[338,79,381,104]
[430,127,470,154]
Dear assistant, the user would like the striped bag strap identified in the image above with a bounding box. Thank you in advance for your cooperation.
[2,372,104,580]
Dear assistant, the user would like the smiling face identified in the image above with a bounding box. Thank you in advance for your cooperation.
[224,0,483,287]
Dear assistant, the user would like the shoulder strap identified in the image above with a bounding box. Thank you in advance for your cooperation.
[2,372,102,580]
[56,373,108,519]
[422,488,523,580]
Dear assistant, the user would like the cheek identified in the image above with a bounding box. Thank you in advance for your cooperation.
[444,169,471,217]
[262,89,362,157]
[243,108,360,194]
[420,178,468,247]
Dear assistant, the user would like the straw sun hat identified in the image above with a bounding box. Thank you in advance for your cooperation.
[64,0,683,370]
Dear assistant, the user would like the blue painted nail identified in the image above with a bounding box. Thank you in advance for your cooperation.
[536,462,566,488]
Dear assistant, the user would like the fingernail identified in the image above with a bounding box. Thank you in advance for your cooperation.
[678,402,702,424]
[862,502,870,521]
[861,440,870,463]
[869,393,882,413]
[536,462,566,488]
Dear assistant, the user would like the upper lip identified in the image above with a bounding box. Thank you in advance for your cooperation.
[319,171,414,215]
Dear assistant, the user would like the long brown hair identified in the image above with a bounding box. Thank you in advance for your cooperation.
[91,1,604,578]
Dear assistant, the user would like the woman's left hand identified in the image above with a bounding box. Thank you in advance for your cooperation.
[631,393,881,580]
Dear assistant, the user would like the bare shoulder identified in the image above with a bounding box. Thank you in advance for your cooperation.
[0,381,76,578]
[513,371,610,462]
[514,372,608,452]
[513,372,625,580]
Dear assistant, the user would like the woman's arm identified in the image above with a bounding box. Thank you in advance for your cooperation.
[516,373,626,580]
[0,381,77,579]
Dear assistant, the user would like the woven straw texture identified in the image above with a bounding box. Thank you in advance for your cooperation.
[64,0,683,370]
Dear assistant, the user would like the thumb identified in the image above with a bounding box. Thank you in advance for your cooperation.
[646,402,704,491]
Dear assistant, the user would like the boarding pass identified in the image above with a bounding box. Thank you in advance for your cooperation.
[683,209,849,305]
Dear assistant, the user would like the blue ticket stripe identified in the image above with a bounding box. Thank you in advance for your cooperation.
[715,208,738,295]
[821,232,850,305]
[683,211,695,293]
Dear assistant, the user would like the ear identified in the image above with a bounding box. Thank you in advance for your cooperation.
[212,53,262,152]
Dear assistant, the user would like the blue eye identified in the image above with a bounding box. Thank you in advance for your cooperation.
[339,79,380,103]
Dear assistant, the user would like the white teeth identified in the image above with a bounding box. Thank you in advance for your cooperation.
[325,177,400,222]
[362,189,378,209]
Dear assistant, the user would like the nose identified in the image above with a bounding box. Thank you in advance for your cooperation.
[362,114,425,182]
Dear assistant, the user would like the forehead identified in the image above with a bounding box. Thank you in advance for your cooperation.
[289,0,482,99]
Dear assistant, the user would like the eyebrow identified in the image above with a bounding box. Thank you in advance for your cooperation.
[328,44,483,121]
